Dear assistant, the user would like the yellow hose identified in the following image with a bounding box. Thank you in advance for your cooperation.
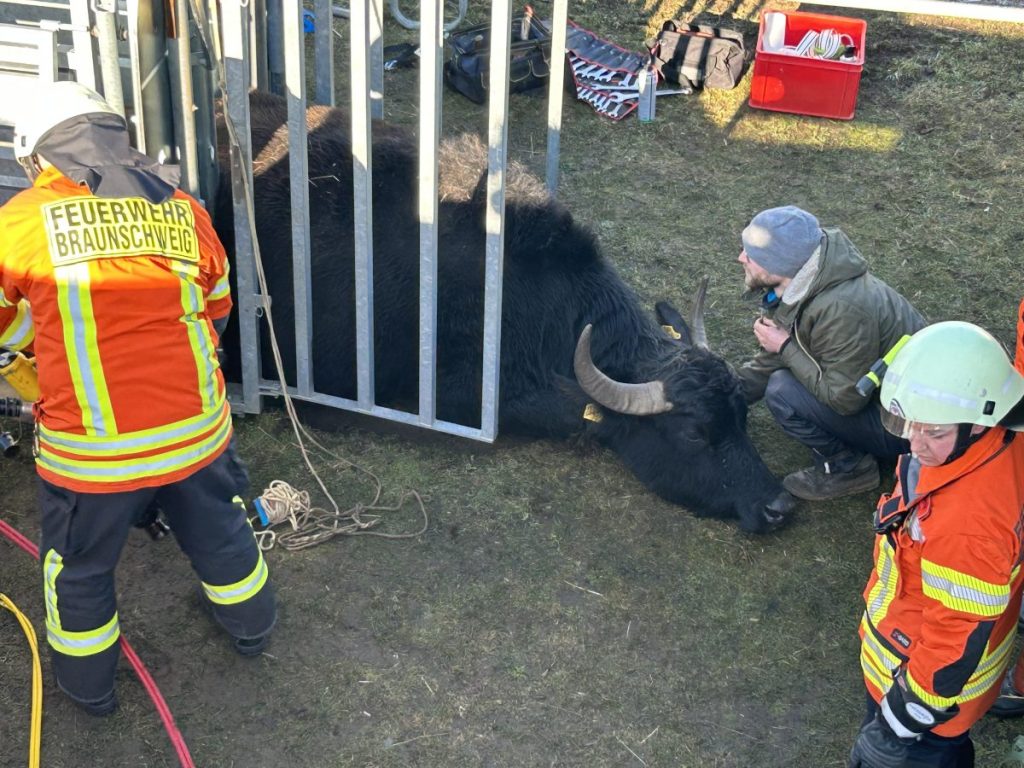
[0,593,42,768]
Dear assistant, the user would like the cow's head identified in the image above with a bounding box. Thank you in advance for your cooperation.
[573,280,795,533]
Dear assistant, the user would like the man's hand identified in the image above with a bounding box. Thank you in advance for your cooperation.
[753,316,790,354]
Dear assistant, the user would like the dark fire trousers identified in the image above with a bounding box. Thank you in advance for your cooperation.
[764,369,909,470]
[38,440,276,707]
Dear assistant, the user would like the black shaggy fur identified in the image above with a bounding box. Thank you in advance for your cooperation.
[215,92,787,532]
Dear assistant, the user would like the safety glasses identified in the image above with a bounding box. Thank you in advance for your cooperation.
[880,407,958,441]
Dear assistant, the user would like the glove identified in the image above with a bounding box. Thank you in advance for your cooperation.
[882,668,958,739]
[848,714,912,768]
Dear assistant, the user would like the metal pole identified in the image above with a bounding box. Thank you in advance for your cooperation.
[266,0,284,94]
[350,0,374,410]
[171,0,199,196]
[313,0,334,105]
[417,0,442,426]
[69,0,97,89]
[480,0,513,442]
[126,0,174,160]
[222,0,262,414]
[250,0,269,90]
[544,0,568,196]
[370,0,383,119]
[282,0,314,396]
[93,0,125,117]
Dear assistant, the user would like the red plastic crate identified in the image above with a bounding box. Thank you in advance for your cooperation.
[748,9,867,120]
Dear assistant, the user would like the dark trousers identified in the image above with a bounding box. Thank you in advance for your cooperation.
[38,440,276,706]
[861,693,974,767]
[765,369,909,468]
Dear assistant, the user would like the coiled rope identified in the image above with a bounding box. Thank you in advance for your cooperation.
[252,473,428,551]
[185,0,430,552]
[0,592,42,768]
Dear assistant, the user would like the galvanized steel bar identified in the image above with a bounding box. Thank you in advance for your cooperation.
[265,0,284,94]
[545,0,568,196]
[171,0,199,196]
[369,0,383,119]
[313,0,333,104]
[263,383,502,440]
[416,0,442,426]
[222,0,262,414]
[93,0,125,116]
[250,0,268,90]
[350,0,374,410]
[478,0,513,442]
[126,0,174,162]
[187,0,219,208]
[282,0,314,396]
[68,0,96,90]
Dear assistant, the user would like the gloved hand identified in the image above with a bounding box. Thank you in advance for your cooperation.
[882,668,957,739]
[848,714,913,768]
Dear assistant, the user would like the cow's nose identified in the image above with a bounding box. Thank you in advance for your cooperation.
[764,490,797,524]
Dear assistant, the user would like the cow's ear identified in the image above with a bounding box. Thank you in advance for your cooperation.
[655,301,692,346]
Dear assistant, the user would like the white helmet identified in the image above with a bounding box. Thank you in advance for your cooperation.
[13,80,121,160]
[880,321,1024,436]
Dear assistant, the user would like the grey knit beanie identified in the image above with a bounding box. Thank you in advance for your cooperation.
[741,206,823,278]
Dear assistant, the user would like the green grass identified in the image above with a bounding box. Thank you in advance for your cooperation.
[2,2,1024,766]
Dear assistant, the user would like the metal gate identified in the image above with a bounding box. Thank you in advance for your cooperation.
[0,0,572,443]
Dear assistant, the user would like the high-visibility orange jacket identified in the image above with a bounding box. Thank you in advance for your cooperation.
[0,166,233,492]
[859,426,1024,737]
[1016,297,1023,374]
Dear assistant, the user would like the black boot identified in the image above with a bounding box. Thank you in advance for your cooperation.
[783,451,879,501]
[989,675,1024,719]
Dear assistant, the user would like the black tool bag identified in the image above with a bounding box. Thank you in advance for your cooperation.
[444,10,551,104]
[647,20,747,90]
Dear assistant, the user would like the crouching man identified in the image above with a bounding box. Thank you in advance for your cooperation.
[735,206,925,501]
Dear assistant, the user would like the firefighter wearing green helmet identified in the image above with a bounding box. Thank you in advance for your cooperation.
[849,321,1024,767]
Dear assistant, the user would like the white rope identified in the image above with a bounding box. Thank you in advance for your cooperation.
[252,479,428,552]
[194,0,430,552]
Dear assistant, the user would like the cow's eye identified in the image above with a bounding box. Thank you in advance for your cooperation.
[676,424,704,444]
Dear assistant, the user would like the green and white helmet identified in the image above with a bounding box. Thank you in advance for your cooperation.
[13,80,121,160]
[880,321,1024,436]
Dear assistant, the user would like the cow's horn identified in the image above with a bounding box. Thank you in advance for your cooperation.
[574,325,673,416]
[691,276,709,350]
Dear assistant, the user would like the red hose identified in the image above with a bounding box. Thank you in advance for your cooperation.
[0,517,196,768]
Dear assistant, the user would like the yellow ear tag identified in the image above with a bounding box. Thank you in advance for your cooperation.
[661,324,681,340]
[583,403,603,423]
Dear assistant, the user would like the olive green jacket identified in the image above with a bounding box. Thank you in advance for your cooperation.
[738,227,925,416]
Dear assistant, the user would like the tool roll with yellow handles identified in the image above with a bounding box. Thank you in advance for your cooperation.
[0,350,40,402]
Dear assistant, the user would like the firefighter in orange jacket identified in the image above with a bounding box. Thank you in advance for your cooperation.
[986,298,1024,718]
[0,81,275,716]
[848,321,1024,767]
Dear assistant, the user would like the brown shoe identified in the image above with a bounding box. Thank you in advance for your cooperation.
[783,454,879,501]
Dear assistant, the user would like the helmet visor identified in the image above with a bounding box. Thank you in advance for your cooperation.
[879,406,959,440]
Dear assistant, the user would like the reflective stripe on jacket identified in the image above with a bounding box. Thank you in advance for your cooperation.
[859,427,1024,737]
[0,166,234,491]
[1016,297,1023,375]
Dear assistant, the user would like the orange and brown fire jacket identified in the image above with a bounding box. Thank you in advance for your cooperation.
[859,425,1024,736]
[0,166,233,492]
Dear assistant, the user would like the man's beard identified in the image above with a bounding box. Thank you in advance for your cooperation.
[743,271,780,292]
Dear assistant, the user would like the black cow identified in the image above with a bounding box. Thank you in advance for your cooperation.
[215,92,795,533]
